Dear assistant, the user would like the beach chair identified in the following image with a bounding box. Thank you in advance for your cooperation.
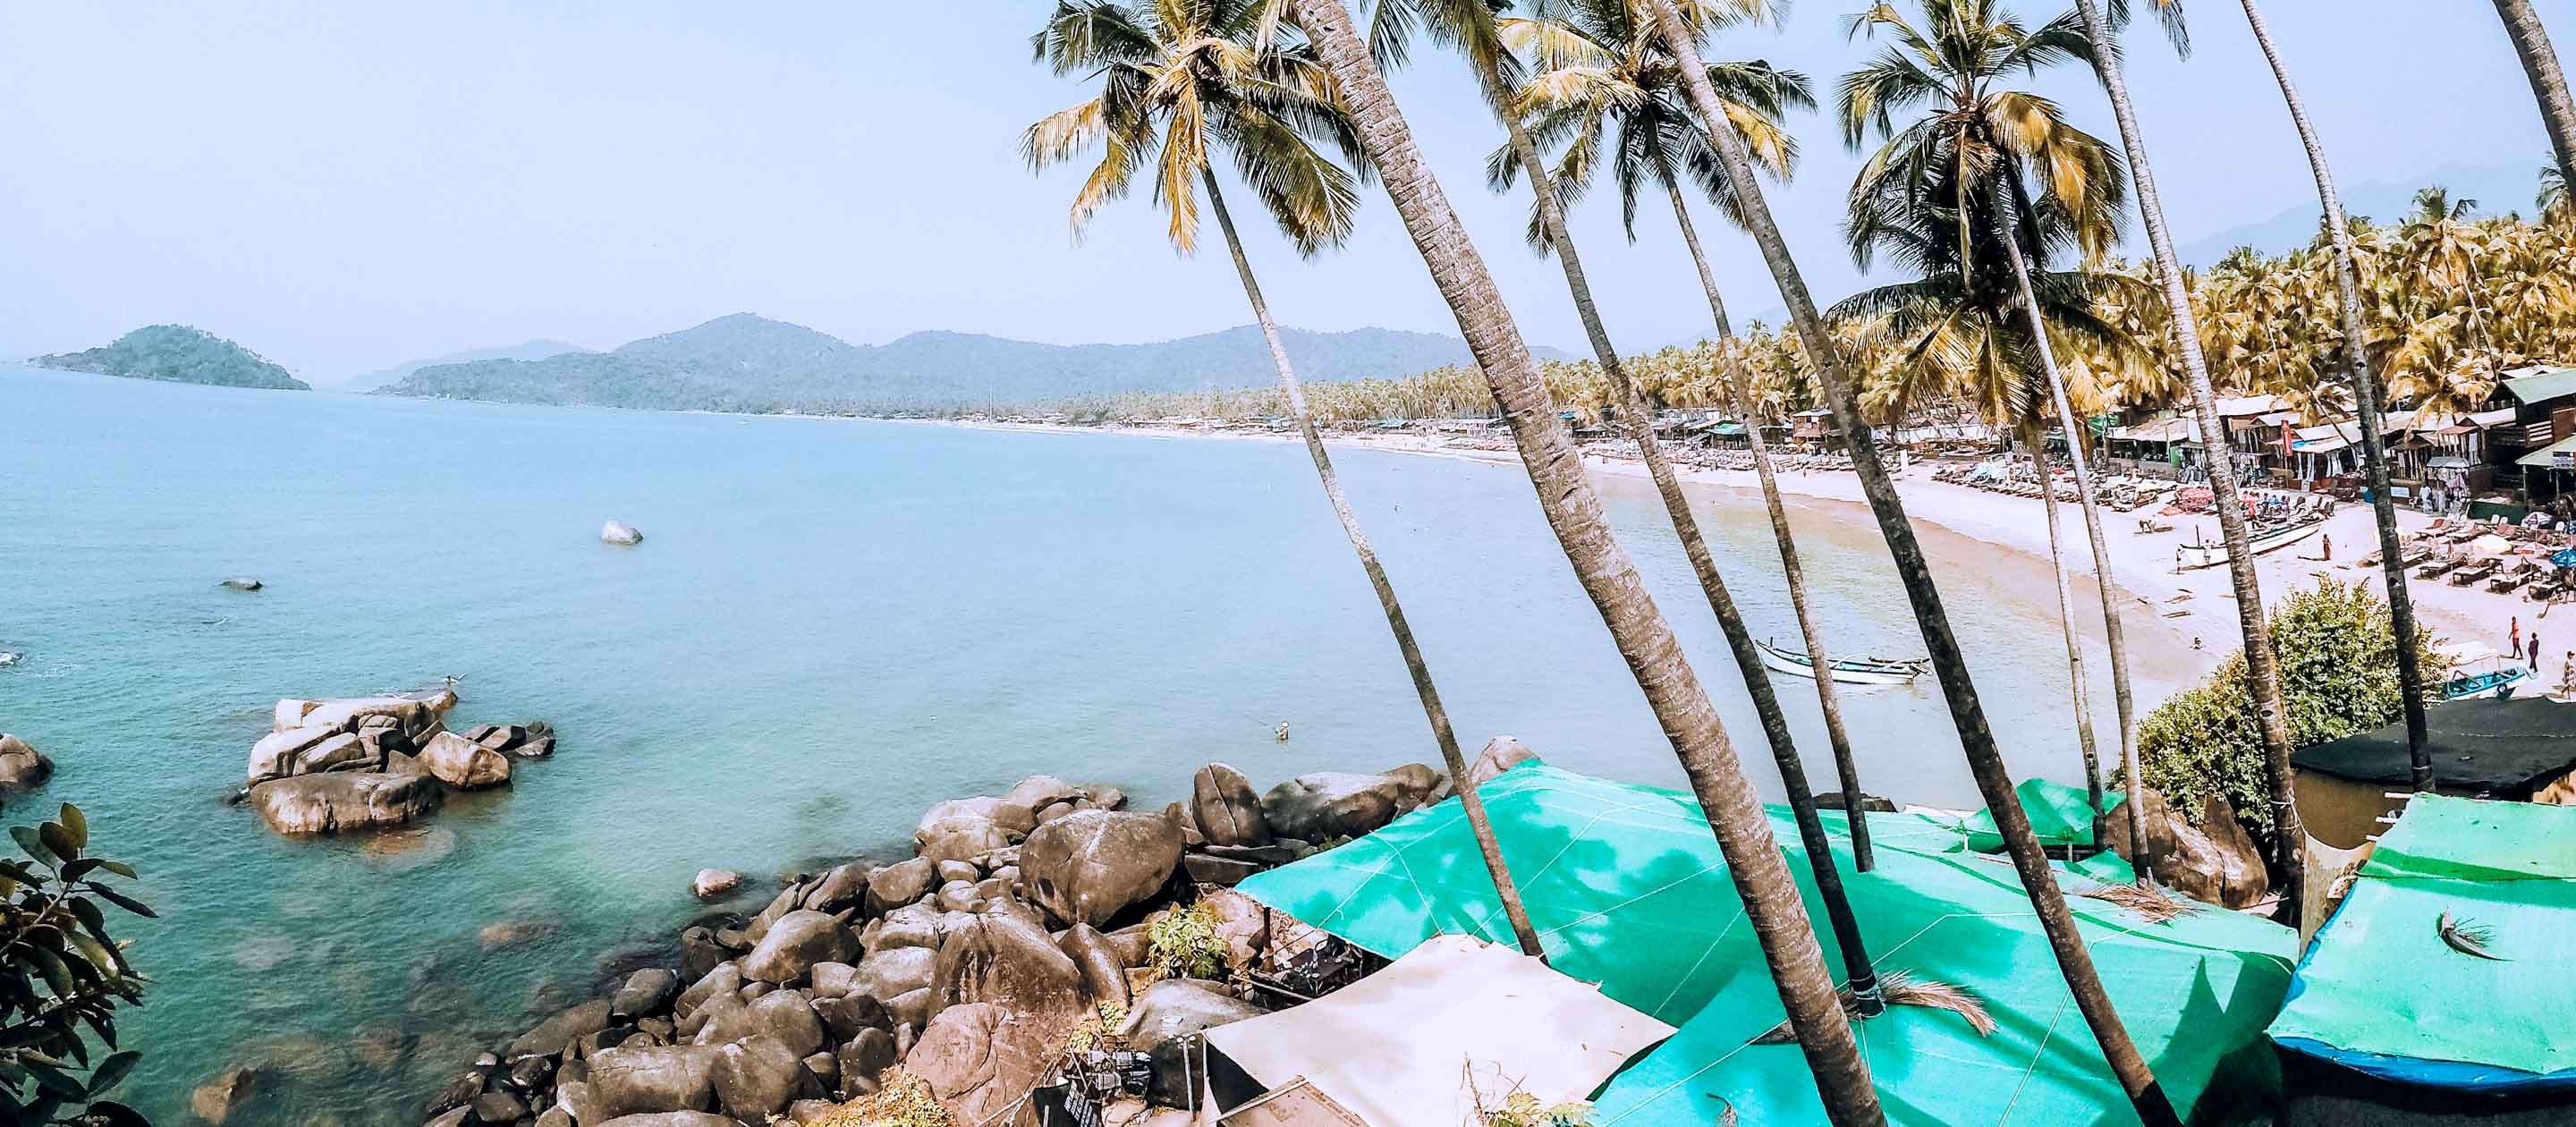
[2449,560,2498,587]
[2529,573,2568,603]
[2488,561,2538,593]
[2415,555,2459,579]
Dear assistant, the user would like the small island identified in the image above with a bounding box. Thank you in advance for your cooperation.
[33,324,309,390]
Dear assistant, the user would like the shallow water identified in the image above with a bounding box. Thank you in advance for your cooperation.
[0,364,2174,1123]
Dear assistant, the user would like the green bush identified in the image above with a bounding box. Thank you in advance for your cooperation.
[1,804,154,1126]
[1145,902,1227,983]
[2134,580,2448,843]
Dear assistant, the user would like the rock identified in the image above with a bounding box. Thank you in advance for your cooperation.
[934,880,979,913]
[602,521,645,546]
[250,772,442,834]
[739,911,855,985]
[1463,735,1538,788]
[1182,854,1262,886]
[303,694,450,738]
[815,992,890,1043]
[678,928,729,982]
[867,902,952,952]
[1075,784,1128,810]
[588,1044,721,1118]
[1019,810,1184,928]
[808,962,857,998]
[884,987,936,1032]
[907,1003,1074,1126]
[1260,767,1443,842]
[2105,789,2269,910]
[1813,791,1898,814]
[1057,924,1131,1009]
[1004,775,1085,812]
[425,1109,469,1127]
[915,798,1032,866]
[1198,888,1268,971]
[692,869,742,901]
[801,1050,836,1088]
[1191,763,1270,848]
[472,1091,530,1124]
[1035,801,1077,826]
[851,944,937,1002]
[594,1115,745,1127]
[220,576,265,591]
[836,1028,897,1097]
[699,991,825,1058]
[613,969,682,1021]
[248,725,341,783]
[479,919,556,950]
[0,734,54,792]
[418,731,513,790]
[932,913,1085,1013]
[710,1036,818,1123]
[508,1055,555,1090]
[472,724,530,753]
[801,864,868,914]
[517,731,558,759]
[865,858,937,915]
[508,998,611,1060]
[936,859,981,886]
[1123,979,1263,1106]
[191,1066,260,1124]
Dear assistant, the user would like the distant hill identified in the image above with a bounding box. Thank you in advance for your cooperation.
[31,325,307,390]
[380,314,1568,412]
[336,338,587,391]
[2174,159,2543,267]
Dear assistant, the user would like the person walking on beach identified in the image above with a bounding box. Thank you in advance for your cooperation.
[2512,616,2522,657]
[2532,631,2546,672]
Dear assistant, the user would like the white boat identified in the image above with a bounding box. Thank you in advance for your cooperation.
[2436,641,2532,700]
[1755,638,1929,685]
[2174,517,2325,571]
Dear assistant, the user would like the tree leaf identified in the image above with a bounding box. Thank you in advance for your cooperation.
[55,805,85,853]
[82,1051,138,1097]
[92,861,135,881]
[88,1099,152,1127]
[86,888,154,920]
[38,823,79,864]
[10,826,55,866]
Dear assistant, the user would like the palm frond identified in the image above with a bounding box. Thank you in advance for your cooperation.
[2437,910,2510,961]
[1750,969,1996,1044]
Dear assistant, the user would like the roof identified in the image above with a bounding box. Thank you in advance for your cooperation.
[2294,422,2362,453]
[2472,406,2521,428]
[1204,934,1674,1126]
[1239,763,2297,1126]
[2291,698,2576,792]
[2267,795,2576,1093]
[2517,434,2576,468]
[2216,393,2287,418]
[2503,366,2576,406]
[2111,416,2193,443]
[1963,776,2122,852]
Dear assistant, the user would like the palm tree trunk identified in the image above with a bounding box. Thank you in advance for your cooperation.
[2238,0,2434,798]
[2496,0,2576,196]
[1672,181,1878,871]
[1200,165,1542,958]
[1998,217,2146,868]
[2024,419,2107,843]
[1643,2,2176,1121]
[1284,4,1883,1121]
[2069,0,2303,926]
[1472,22,1883,1009]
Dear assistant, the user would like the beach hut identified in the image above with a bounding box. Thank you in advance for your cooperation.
[2267,795,2576,1122]
[2289,697,2576,849]
[1237,762,2297,1126]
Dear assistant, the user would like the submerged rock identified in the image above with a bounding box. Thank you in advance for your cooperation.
[692,869,743,901]
[249,772,442,835]
[219,576,264,591]
[602,521,645,546]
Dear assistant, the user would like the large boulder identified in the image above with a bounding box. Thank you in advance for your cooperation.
[1057,924,1132,1010]
[932,913,1085,1013]
[851,945,937,1002]
[698,991,826,1058]
[507,998,612,1061]
[1019,810,1183,928]
[249,772,441,835]
[2104,789,2269,910]
[0,734,53,792]
[417,731,513,790]
[907,1003,1074,1126]
[866,858,938,915]
[595,1115,743,1127]
[247,725,342,783]
[691,869,742,901]
[710,1036,819,1123]
[1260,767,1444,842]
[1122,979,1263,1106]
[587,1044,721,1118]
[1003,775,1085,813]
[602,521,646,546]
[613,969,682,1021]
[740,911,856,984]
[915,797,1035,866]
[1190,763,1269,848]
[836,1028,898,1098]
[1463,735,1538,788]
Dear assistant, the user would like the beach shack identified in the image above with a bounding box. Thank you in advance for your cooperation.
[2496,365,2576,510]
[2288,698,2576,849]
[1790,406,1843,450]
[2267,795,2576,1123]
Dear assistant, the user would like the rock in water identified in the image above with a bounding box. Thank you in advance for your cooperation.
[219,577,264,591]
[189,1066,259,1124]
[601,521,645,546]
[417,731,513,789]
[692,869,743,901]
[0,733,55,792]
[248,773,442,835]
[1019,809,1184,928]
[1260,767,1445,842]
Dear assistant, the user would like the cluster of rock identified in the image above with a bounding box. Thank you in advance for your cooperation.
[242,691,557,835]
[0,733,53,794]
[414,745,1528,1127]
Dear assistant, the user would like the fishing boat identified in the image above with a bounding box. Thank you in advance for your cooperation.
[2174,516,2325,571]
[2436,641,2531,700]
[1755,638,1929,685]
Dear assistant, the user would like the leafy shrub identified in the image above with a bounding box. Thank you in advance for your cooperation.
[1,804,154,1126]
[1145,903,1226,983]
[2135,580,2448,842]
[1482,1091,1595,1127]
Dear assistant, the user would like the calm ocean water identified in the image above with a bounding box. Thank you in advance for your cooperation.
[0,363,2169,1123]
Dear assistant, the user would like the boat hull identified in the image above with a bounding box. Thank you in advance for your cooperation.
[2176,518,2324,571]
[1755,640,1925,685]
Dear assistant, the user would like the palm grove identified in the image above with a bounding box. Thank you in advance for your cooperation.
[1022,0,2564,1123]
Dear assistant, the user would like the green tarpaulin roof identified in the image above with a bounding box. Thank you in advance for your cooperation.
[2267,795,2576,1092]
[2504,367,2576,406]
[1964,776,2123,853]
[1237,763,2297,1125]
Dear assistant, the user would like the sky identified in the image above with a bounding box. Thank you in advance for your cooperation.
[0,1,2563,381]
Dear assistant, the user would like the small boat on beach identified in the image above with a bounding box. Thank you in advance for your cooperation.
[2436,641,2532,700]
[1755,638,1929,685]
[2174,516,2325,571]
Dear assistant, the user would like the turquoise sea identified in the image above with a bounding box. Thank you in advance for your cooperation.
[0,363,2174,1124]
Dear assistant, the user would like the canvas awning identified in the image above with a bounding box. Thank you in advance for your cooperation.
[1204,934,1673,1127]
[2110,416,2192,443]
[2293,421,2362,453]
[2216,393,2287,418]
[2517,434,2576,468]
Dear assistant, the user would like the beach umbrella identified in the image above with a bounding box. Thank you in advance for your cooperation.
[2552,548,2576,568]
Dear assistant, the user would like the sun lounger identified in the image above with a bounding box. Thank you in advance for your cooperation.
[2416,556,2459,579]
[2488,563,2538,593]
[2448,560,2498,586]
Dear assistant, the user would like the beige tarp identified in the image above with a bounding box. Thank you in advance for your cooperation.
[1205,935,1674,1127]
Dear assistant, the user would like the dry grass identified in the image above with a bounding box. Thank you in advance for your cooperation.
[798,1069,959,1127]
[1750,969,1994,1043]
[2077,881,2197,924]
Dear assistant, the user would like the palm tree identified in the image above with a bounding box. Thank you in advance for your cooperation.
[1379,0,1889,1005]
[1642,1,2180,1120]
[1283,2,1885,1121]
[2233,0,2435,801]
[1023,0,1545,955]
[2494,0,2576,198]
[1837,0,2144,853]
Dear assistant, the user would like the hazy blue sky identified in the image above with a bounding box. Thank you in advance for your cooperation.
[0,2,2562,379]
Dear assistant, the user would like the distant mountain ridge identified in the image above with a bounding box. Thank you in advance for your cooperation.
[381,314,1570,412]
[31,325,307,390]
[335,338,588,391]
[2174,159,2542,267]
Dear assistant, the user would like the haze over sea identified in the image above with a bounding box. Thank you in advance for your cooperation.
[0,364,2174,1123]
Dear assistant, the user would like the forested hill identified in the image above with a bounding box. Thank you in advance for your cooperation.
[32,325,308,390]
[377,314,1563,412]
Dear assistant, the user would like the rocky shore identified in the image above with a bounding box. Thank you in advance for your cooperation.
[375,740,1534,1127]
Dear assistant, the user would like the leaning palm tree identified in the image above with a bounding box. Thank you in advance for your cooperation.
[1839,0,2143,853]
[1023,0,1545,955]
[1499,1,1894,877]
[2494,0,2576,197]
[1284,2,1885,1121]
[1377,0,1888,1008]
[2233,0,2435,800]
[1642,0,2180,1120]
